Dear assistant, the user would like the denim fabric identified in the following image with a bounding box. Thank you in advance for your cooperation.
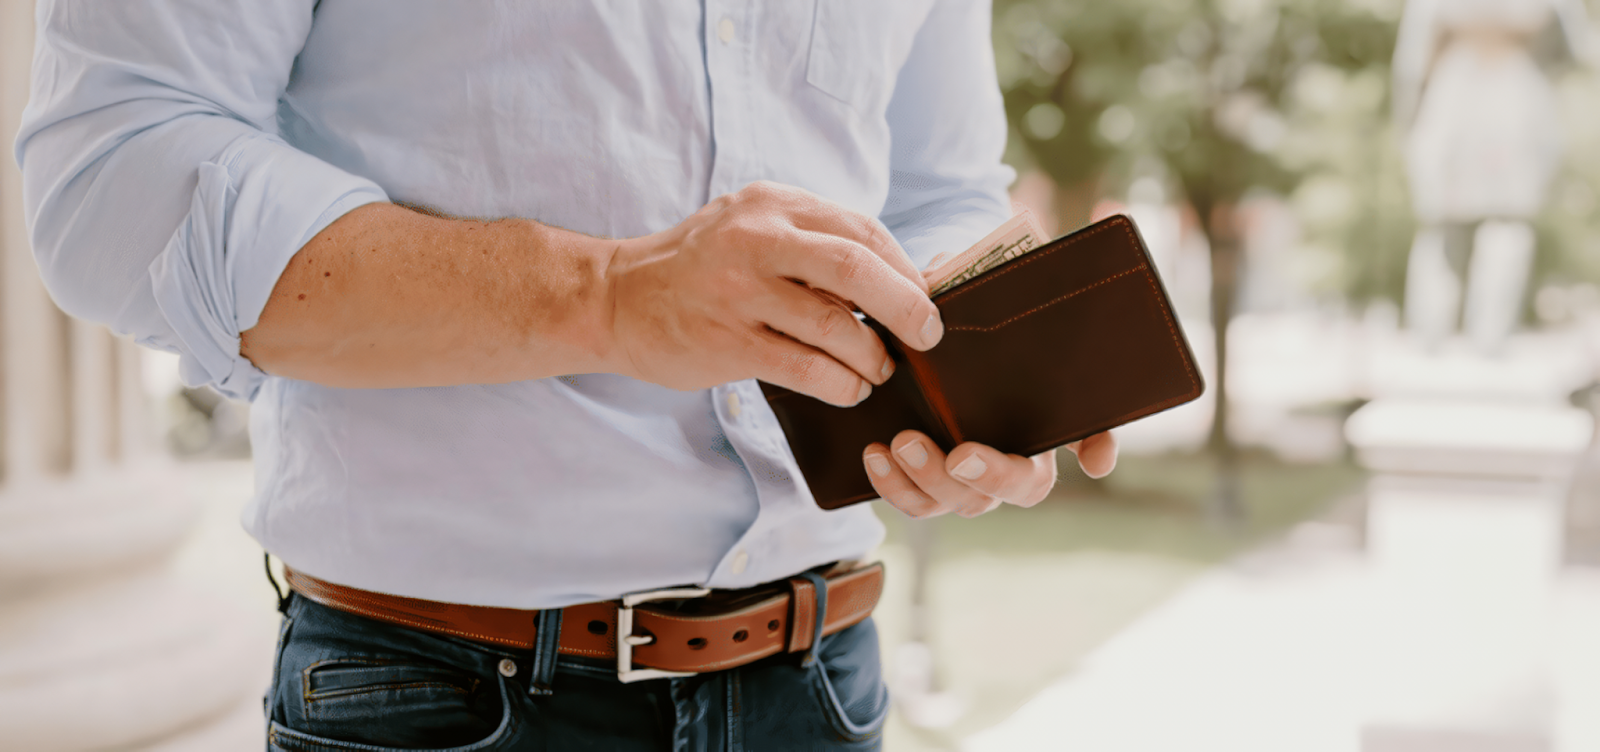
[265,594,889,751]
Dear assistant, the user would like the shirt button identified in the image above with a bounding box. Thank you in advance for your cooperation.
[497,658,518,677]
[718,17,736,44]
[731,549,750,575]
[726,391,741,419]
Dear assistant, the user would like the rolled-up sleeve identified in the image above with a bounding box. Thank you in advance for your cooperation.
[880,0,1016,270]
[15,0,388,400]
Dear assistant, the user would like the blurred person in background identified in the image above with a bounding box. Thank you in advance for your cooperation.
[1394,0,1593,355]
[14,1,1114,750]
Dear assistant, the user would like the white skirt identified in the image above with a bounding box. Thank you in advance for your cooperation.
[1405,43,1562,223]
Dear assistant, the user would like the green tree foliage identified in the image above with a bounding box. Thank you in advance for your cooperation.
[993,0,1401,512]
[993,0,1404,298]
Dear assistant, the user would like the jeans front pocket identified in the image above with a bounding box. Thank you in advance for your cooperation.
[808,619,891,744]
[734,617,889,750]
[268,661,515,752]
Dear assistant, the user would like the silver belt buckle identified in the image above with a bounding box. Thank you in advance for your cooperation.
[616,585,712,683]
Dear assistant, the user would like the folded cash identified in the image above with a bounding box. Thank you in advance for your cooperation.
[925,208,1049,297]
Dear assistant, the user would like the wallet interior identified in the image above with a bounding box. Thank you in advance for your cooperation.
[760,214,1204,510]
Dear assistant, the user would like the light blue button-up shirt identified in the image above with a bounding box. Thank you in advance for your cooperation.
[17,1,1014,608]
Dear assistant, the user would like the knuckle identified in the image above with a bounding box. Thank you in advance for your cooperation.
[759,342,796,373]
[1009,476,1053,507]
[743,180,783,204]
[967,497,1001,517]
[791,351,824,383]
[713,216,753,244]
[859,215,889,249]
[833,248,870,285]
[897,492,939,519]
[814,304,852,339]
[891,430,926,450]
[966,473,1002,496]
[789,352,845,399]
[901,292,929,327]
[716,267,754,298]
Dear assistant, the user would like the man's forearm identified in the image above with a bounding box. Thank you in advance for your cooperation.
[240,203,619,389]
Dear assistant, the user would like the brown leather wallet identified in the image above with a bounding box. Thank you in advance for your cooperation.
[760,214,1204,509]
[284,562,883,681]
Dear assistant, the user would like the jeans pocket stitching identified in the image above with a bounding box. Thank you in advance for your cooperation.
[301,657,479,706]
[275,673,515,751]
[307,680,475,703]
[808,661,889,743]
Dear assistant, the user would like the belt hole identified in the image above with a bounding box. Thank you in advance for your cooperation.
[766,619,780,633]
[586,620,607,636]
[687,637,708,650]
[732,629,749,643]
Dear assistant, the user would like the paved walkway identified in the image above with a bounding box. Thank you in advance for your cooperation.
[965,478,1600,752]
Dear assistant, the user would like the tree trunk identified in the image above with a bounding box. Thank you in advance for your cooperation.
[1198,200,1246,527]
[1050,174,1102,236]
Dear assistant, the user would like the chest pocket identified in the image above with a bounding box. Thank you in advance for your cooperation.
[805,0,899,113]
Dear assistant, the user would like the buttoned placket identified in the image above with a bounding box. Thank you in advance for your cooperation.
[702,0,752,200]
[700,7,817,590]
[710,381,797,588]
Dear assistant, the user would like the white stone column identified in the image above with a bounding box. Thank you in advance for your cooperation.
[0,1,270,749]
[1342,327,1597,751]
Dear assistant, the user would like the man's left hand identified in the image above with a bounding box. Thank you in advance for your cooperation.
[862,431,1117,518]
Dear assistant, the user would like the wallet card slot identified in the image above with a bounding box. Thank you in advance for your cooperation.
[901,346,964,448]
[870,320,960,450]
[942,263,1147,333]
[931,215,1199,402]
[915,215,1203,458]
[934,217,1143,325]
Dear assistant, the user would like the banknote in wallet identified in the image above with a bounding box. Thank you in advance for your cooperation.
[758,212,1206,510]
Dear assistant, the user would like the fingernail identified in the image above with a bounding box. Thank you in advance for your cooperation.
[879,359,895,381]
[896,441,928,470]
[951,455,987,481]
[920,312,943,348]
[855,381,871,404]
[866,453,891,478]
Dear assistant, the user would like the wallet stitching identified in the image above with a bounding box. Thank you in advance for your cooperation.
[940,219,1200,398]
[944,266,1145,333]
[935,219,1124,304]
[1131,234,1201,397]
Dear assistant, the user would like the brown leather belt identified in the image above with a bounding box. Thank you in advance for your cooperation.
[284,561,883,682]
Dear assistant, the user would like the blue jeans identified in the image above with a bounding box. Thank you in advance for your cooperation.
[265,593,889,751]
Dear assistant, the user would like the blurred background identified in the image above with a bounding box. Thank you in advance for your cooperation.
[3,0,1600,750]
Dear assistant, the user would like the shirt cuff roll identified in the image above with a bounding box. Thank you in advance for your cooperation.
[149,134,388,401]
[887,196,1014,271]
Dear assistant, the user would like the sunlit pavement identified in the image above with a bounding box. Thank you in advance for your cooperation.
[965,319,1600,752]
[964,479,1600,752]
[135,460,279,752]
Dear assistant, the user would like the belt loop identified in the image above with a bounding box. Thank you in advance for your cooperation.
[263,553,292,615]
[529,608,562,696]
[786,576,816,653]
[795,571,829,668]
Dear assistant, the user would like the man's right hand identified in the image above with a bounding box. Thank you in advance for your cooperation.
[605,181,944,406]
